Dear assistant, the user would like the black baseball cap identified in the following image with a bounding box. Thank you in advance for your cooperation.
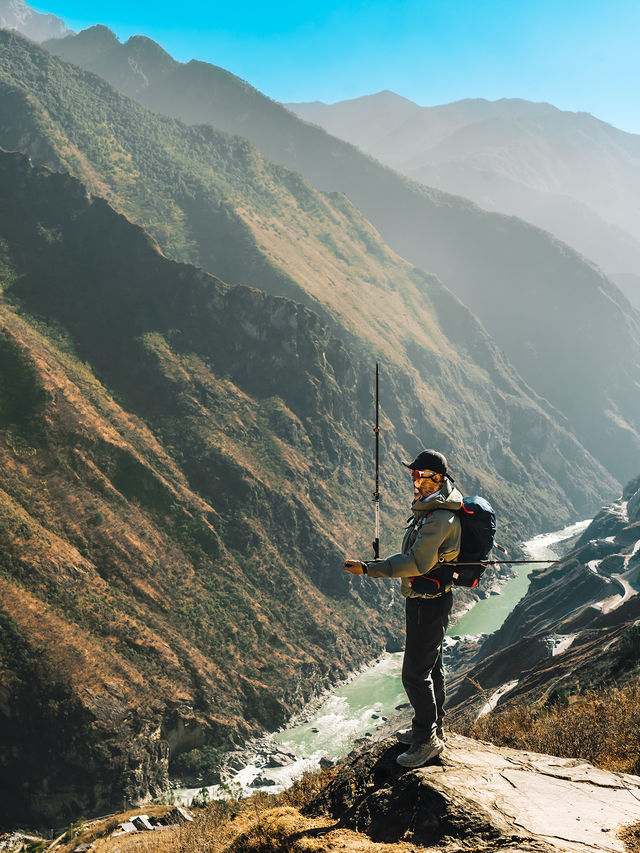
[402,450,448,477]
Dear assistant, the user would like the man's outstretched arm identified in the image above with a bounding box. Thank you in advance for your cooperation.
[343,512,456,578]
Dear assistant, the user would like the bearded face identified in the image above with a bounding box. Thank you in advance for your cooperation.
[412,469,443,501]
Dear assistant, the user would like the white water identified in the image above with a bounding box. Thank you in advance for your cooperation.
[477,680,519,718]
[170,517,590,803]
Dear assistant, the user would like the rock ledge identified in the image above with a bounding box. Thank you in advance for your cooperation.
[308,733,640,852]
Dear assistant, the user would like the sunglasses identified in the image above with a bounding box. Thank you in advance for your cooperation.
[411,469,442,483]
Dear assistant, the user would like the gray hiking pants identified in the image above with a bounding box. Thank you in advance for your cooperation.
[402,591,453,742]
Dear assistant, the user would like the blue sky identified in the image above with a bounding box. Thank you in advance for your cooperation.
[34,0,640,133]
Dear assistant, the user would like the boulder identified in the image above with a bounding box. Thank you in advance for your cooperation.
[265,752,295,768]
[224,752,246,772]
[250,774,276,788]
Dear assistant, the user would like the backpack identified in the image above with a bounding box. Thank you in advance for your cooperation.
[410,495,496,595]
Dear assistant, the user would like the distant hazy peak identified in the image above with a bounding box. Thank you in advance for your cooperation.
[0,0,71,41]
[291,92,566,121]
[43,25,177,85]
[337,89,420,108]
[125,33,173,57]
[52,23,118,49]
[285,90,409,108]
[57,25,172,58]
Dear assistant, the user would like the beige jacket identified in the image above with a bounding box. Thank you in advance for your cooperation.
[366,480,463,597]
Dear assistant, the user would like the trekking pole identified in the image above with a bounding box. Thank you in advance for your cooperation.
[448,559,560,566]
[372,363,380,561]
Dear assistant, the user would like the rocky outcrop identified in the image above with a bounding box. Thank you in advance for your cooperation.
[308,734,640,852]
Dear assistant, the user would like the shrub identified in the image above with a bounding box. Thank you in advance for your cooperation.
[622,624,640,662]
[170,746,226,787]
[453,678,640,774]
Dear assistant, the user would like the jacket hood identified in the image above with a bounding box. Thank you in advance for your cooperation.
[411,479,463,516]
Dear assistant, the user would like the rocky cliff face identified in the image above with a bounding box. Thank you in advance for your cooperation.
[446,475,640,718]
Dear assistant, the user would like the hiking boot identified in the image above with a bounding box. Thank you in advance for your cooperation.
[398,727,445,744]
[396,735,444,768]
[396,728,414,745]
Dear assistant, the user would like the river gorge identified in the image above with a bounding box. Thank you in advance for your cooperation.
[171,518,590,803]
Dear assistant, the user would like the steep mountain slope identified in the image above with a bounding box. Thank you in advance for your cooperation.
[40,27,640,482]
[446,473,640,720]
[289,92,640,298]
[0,30,612,534]
[0,0,70,41]
[0,149,407,827]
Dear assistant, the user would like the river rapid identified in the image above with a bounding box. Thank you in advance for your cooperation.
[170,517,590,803]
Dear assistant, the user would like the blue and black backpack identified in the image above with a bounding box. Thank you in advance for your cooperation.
[410,495,496,595]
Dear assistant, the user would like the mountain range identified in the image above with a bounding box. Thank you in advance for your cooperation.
[0,32,621,826]
[0,30,611,527]
[41,25,640,482]
[289,91,640,308]
[0,12,639,830]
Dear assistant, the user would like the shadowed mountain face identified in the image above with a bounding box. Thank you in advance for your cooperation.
[289,93,640,305]
[40,27,640,482]
[0,30,613,532]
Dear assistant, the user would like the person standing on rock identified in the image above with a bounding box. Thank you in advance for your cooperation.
[343,450,462,768]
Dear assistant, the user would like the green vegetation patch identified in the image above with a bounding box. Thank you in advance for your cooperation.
[110,445,174,514]
[169,745,224,783]
[0,237,17,291]
[0,331,48,440]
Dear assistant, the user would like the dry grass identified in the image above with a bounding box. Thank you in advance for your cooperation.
[175,766,339,853]
[85,766,418,853]
[52,806,179,853]
[60,767,394,853]
[620,820,640,853]
[452,678,640,775]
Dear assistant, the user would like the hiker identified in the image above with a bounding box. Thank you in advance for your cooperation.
[343,449,463,767]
